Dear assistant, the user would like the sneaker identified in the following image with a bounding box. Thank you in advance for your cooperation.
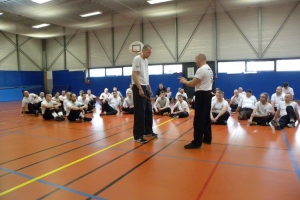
[135,138,148,144]
[83,117,92,122]
[287,122,295,128]
[275,124,281,130]
[173,115,179,119]
[144,133,158,137]
[184,143,201,149]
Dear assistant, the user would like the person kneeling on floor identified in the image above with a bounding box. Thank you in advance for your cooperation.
[210,90,230,125]
[66,93,92,122]
[41,94,65,121]
[170,94,189,119]
[248,92,273,126]
[271,93,299,130]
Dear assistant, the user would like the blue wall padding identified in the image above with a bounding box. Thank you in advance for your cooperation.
[52,70,183,97]
[0,71,44,87]
[0,88,23,102]
[215,72,299,100]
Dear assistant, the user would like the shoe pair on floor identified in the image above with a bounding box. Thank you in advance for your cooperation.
[135,133,158,144]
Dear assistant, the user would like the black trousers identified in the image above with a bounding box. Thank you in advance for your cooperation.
[153,107,171,115]
[193,91,212,146]
[28,102,41,114]
[240,108,253,119]
[102,102,118,115]
[122,107,134,114]
[132,85,153,140]
[169,111,189,118]
[212,111,230,124]
[252,115,274,126]
[67,110,82,121]
[278,106,296,128]
[230,104,238,112]
[43,108,61,120]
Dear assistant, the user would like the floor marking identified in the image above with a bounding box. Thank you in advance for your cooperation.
[0,117,174,197]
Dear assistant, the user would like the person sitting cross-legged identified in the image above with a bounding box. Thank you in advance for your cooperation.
[41,94,65,121]
[271,93,299,130]
[153,91,171,116]
[100,91,122,116]
[210,91,230,125]
[122,91,134,114]
[169,94,189,119]
[230,89,240,113]
[66,93,92,122]
[236,89,257,120]
[248,92,273,126]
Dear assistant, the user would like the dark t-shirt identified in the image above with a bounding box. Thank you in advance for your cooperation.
[156,88,167,96]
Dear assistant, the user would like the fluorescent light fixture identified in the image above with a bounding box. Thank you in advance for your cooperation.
[0,13,3,15]
[31,0,52,4]
[147,0,173,4]
[32,23,50,28]
[80,11,102,18]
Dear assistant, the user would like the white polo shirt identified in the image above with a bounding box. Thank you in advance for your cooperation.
[174,100,190,113]
[194,64,213,91]
[131,55,149,85]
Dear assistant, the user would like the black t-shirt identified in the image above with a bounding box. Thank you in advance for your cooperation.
[156,88,167,96]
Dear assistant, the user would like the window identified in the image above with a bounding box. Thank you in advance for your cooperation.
[106,68,122,76]
[218,62,245,74]
[246,61,274,72]
[123,67,132,76]
[276,59,300,71]
[164,64,182,74]
[90,68,105,77]
[148,65,163,75]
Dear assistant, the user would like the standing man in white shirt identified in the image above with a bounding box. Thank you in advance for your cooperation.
[132,44,157,144]
[271,86,285,112]
[282,82,294,99]
[248,92,273,126]
[179,53,213,149]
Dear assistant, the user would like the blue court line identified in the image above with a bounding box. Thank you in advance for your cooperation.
[0,167,106,200]
[281,129,300,181]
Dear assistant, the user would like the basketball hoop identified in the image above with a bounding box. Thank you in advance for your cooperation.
[129,41,144,55]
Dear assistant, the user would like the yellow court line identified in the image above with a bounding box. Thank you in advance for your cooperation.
[0,117,175,196]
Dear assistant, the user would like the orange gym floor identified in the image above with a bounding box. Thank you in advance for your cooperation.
[0,101,299,200]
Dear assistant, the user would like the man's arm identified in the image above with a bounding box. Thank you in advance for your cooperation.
[179,77,201,88]
[132,71,144,96]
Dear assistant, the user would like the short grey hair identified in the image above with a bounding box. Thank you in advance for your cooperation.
[142,44,152,51]
[196,53,206,60]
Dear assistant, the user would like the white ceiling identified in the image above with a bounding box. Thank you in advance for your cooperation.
[0,0,298,38]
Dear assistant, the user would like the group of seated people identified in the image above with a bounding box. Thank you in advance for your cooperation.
[21,81,298,130]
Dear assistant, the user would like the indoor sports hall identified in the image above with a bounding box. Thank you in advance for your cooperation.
[0,0,300,199]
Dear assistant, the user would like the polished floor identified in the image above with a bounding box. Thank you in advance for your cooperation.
[0,101,300,200]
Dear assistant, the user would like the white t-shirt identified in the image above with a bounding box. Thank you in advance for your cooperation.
[108,96,122,110]
[239,92,246,97]
[22,93,37,108]
[52,96,60,102]
[175,92,188,100]
[37,96,45,102]
[131,55,149,85]
[86,94,96,100]
[123,97,134,107]
[66,101,82,116]
[254,102,273,116]
[166,91,172,98]
[211,99,228,113]
[271,93,284,107]
[238,96,257,109]
[100,92,111,100]
[230,95,241,105]
[78,98,89,105]
[41,100,58,114]
[282,87,294,96]
[194,64,213,91]
[111,91,123,98]
[63,99,70,111]
[155,97,169,108]
[58,95,67,102]
[174,101,190,113]
[278,101,298,117]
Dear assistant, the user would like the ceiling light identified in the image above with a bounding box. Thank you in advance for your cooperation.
[32,23,50,28]
[147,0,173,4]
[31,0,52,4]
[80,11,102,18]
[0,13,3,15]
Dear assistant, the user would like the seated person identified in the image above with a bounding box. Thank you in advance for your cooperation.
[78,93,94,113]
[37,92,45,102]
[236,89,257,120]
[230,89,240,112]
[41,94,65,121]
[248,92,273,126]
[271,86,285,113]
[21,91,40,116]
[99,88,111,104]
[210,91,229,125]
[272,93,299,130]
[282,82,294,99]
[165,87,172,102]
[175,88,188,102]
[63,92,72,115]
[58,90,67,104]
[170,94,189,119]
[211,87,220,97]
[52,92,60,103]
[153,91,171,115]
[155,83,167,99]
[86,89,96,108]
[111,87,123,100]
[238,87,246,97]
[190,95,195,109]
[100,91,122,116]
[66,93,92,122]
[122,91,134,114]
